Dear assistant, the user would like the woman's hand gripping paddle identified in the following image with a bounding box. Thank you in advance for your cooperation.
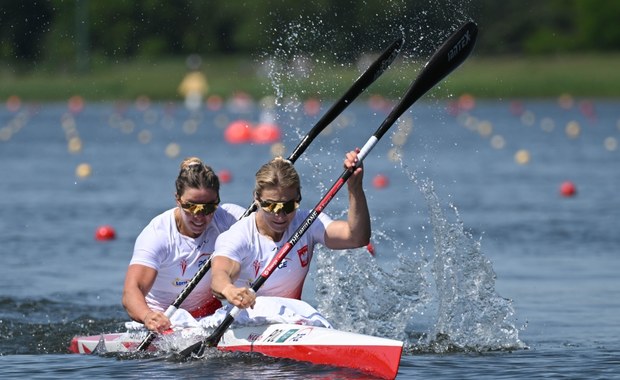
[135,37,403,352]
[180,21,478,358]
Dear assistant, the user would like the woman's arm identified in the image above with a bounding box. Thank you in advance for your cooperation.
[122,264,170,332]
[211,256,256,308]
[324,149,371,249]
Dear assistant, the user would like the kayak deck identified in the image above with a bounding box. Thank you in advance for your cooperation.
[70,323,403,379]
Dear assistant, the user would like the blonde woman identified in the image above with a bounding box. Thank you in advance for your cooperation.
[210,150,370,309]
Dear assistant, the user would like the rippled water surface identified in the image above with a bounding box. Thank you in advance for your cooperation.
[1,98,619,378]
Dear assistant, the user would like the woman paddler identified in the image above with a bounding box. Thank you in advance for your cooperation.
[210,150,371,309]
[122,157,245,333]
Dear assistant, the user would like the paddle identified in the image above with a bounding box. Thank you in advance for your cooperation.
[239,36,403,218]
[135,37,403,352]
[180,21,479,358]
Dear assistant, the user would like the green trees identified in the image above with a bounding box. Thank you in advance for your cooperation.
[1,0,619,72]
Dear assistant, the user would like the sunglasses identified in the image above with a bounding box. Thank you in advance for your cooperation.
[179,199,219,216]
[258,198,300,215]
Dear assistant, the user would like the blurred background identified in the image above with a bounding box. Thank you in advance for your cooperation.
[2,0,620,101]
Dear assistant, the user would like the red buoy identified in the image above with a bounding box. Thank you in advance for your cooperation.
[560,181,577,197]
[366,242,376,256]
[372,174,389,189]
[251,123,281,144]
[224,120,253,144]
[218,169,232,184]
[95,225,116,241]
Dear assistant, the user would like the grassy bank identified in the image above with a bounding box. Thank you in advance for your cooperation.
[2,54,620,102]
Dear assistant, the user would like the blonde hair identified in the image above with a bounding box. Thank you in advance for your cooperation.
[254,157,300,199]
[175,157,219,198]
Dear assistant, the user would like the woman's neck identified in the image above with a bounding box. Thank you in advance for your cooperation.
[255,214,283,242]
[175,208,199,238]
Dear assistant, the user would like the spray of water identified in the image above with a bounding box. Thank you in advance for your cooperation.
[260,0,525,354]
[312,151,526,353]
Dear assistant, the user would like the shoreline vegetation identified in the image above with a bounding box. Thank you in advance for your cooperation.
[2,54,620,102]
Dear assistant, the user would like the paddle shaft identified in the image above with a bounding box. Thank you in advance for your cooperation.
[198,21,479,351]
[135,261,212,350]
[135,38,403,352]
[239,36,403,218]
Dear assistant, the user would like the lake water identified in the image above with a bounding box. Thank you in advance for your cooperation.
[1,96,619,379]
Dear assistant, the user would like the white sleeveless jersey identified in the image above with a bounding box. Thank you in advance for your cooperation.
[129,203,245,313]
[212,210,333,299]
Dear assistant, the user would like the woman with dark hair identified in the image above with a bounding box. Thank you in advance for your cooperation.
[122,157,244,333]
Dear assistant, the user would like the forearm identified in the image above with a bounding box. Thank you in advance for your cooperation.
[211,272,234,300]
[346,183,371,246]
[122,287,153,323]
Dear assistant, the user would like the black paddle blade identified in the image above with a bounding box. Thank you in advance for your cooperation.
[177,22,478,361]
[177,340,206,359]
[374,21,478,140]
[177,313,234,359]
[239,37,403,219]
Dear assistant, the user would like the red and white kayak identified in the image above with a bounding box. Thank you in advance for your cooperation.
[70,323,403,379]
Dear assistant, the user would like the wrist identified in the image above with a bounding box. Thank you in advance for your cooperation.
[222,284,236,300]
[143,310,153,323]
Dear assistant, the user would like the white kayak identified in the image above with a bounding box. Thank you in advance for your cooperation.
[69,323,403,379]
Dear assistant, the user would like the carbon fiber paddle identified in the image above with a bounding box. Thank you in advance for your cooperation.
[135,37,403,352]
[180,21,478,358]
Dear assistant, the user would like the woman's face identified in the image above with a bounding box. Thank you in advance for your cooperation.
[257,186,300,236]
[176,187,219,237]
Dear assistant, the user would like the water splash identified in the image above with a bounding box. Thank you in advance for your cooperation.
[415,177,525,353]
[313,170,525,354]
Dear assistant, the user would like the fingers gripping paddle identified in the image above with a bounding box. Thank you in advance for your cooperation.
[181,21,478,358]
[239,37,403,218]
[135,38,403,352]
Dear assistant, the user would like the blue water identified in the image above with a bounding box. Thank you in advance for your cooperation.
[1,96,619,379]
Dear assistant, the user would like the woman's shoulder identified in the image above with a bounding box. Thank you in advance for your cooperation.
[142,208,176,231]
[219,203,246,218]
[212,203,246,229]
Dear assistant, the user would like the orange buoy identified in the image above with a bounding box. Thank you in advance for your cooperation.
[218,169,232,184]
[95,225,116,241]
[457,93,476,111]
[6,95,21,112]
[251,122,281,144]
[368,94,389,112]
[372,174,389,189]
[560,181,577,197]
[68,95,85,114]
[206,95,223,111]
[303,98,321,116]
[224,120,253,144]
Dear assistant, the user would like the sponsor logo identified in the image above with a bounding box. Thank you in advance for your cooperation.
[263,328,285,343]
[448,30,471,61]
[173,278,188,287]
[276,329,299,343]
[198,253,211,268]
[277,258,289,269]
[289,327,313,342]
